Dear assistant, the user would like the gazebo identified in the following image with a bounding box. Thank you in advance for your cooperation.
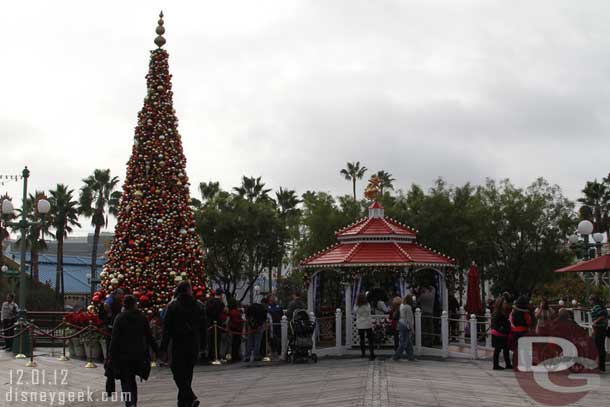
[300,199,456,346]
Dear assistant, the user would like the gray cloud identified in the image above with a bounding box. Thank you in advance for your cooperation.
[2,0,610,234]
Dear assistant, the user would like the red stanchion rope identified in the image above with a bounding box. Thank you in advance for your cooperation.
[0,327,29,340]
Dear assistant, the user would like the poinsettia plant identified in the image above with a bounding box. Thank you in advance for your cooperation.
[64,311,103,327]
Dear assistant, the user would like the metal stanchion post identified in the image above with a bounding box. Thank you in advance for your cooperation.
[26,323,36,367]
[58,337,69,361]
[84,322,97,368]
[15,319,26,359]
[58,320,69,361]
[263,321,271,362]
[212,322,221,365]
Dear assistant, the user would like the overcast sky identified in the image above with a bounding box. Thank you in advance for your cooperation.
[3,1,610,235]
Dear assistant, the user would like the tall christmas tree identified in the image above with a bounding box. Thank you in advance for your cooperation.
[99,12,207,312]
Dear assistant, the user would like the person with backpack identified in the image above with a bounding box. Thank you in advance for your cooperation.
[160,281,206,407]
[1,293,18,350]
[109,295,158,407]
[245,300,268,362]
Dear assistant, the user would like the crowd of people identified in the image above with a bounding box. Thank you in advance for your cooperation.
[490,293,608,372]
[97,283,305,407]
[354,289,422,362]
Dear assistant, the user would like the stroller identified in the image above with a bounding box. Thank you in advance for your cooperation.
[287,309,317,363]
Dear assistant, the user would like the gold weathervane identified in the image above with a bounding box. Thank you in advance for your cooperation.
[364,175,382,201]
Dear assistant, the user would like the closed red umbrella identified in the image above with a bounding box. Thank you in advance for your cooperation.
[465,262,483,316]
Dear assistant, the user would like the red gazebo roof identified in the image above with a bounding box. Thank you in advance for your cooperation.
[301,201,455,268]
[336,216,417,238]
[554,254,610,273]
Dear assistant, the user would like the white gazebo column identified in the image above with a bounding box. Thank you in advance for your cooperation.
[307,281,314,313]
[307,270,318,313]
[344,281,353,348]
[441,269,449,313]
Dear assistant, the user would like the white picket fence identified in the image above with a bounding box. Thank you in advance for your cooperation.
[276,307,610,360]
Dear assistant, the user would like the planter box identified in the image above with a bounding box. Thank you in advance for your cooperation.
[84,341,102,361]
[70,339,85,359]
[100,339,108,361]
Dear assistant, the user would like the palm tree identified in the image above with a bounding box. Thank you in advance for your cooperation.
[49,184,81,309]
[276,187,301,216]
[79,169,121,297]
[578,179,610,233]
[340,161,367,200]
[199,181,220,203]
[233,176,271,202]
[13,192,52,282]
[374,170,396,195]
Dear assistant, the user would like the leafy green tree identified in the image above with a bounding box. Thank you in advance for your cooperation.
[295,192,364,262]
[340,161,367,200]
[49,184,81,309]
[479,178,575,296]
[78,169,121,296]
[196,183,287,302]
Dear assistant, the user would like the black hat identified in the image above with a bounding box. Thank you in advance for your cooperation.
[514,295,529,309]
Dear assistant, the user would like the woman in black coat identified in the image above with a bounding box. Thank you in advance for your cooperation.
[491,297,513,370]
[109,295,158,407]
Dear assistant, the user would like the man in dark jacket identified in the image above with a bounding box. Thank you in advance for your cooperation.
[109,295,158,407]
[205,289,227,360]
[161,281,205,407]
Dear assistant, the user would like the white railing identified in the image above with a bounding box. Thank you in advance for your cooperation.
[277,306,610,361]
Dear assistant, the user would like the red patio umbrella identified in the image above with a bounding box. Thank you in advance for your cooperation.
[465,262,484,316]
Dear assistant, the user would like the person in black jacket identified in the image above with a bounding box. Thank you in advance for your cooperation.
[109,295,158,407]
[161,281,205,407]
[205,289,227,361]
[490,296,512,370]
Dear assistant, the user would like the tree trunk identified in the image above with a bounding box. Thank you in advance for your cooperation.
[352,178,356,201]
[90,223,102,298]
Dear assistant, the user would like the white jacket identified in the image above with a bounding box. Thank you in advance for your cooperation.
[354,303,373,330]
[399,304,414,331]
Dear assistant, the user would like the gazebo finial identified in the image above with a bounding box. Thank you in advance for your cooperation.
[154,11,166,48]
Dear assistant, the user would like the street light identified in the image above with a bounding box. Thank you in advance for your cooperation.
[573,219,603,300]
[2,167,50,318]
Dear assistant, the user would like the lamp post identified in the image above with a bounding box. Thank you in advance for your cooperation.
[571,219,604,300]
[1,167,50,318]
